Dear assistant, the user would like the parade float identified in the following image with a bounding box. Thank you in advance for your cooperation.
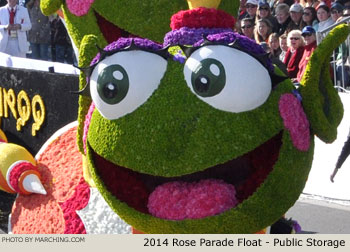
[0,0,349,234]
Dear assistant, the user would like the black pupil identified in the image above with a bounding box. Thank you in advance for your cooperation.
[103,83,118,99]
[191,58,226,98]
[195,74,210,93]
[96,64,129,105]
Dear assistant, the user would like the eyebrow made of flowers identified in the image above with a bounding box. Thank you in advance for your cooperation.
[75,38,170,96]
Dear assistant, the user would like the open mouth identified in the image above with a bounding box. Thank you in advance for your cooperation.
[91,131,282,221]
[95,11,137,44]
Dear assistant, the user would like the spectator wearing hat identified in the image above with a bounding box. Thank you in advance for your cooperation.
[289,3,304,30]
[240,17,255,40]
[315,3,334,32]
[239,0,259,20]
[295,26,317,83]
[301,6,318,30]
[275,3,293,35]
[330,2,344,22]
[283,29,305,79]
[256,0,278,32]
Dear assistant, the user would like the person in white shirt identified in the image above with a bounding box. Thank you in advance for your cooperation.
[315,3,335,32]
[0,0,31,57]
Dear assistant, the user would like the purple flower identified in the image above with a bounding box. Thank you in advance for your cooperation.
[91,38,164,65]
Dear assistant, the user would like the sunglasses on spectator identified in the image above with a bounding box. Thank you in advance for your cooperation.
[259,7,269,11]
[241,25,253,29]
[303,12,311,16]
[290,37,300,40]
[302,33,313,37]
[246,4,257,9]
[331,10,340,14]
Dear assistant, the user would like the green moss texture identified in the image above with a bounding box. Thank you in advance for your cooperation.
[300,24,349,143]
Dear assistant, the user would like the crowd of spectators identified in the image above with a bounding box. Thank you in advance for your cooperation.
[237,0,350,86]
[0,0,75,64]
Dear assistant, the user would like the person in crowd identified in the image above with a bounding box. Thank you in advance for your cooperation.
[268,33,282,58]
[283,30,305,78]
[270,0,295,15]
[315,3,335,32]
[254,18,273,43]
[301,6,318,29]
[256,0,278,32]
[0,0,31,58]
[330,2,344,22]
[299,0,320,8]
[267,33,289,75]
[295,26,317,83]
[50,15,74,64]
[289,3,304,30]
[26,0,51,60]
[239,0,259,20]
[279,33,288,61]
[238,0,248,20]
[240,17,256,40]
[275,3,293,35]
[331,127,350,182]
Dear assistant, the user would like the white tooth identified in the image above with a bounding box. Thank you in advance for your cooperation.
[22,174,47,195]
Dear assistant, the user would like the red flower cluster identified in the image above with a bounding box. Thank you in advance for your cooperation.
[170,7,235,31]
[59,178,90,234]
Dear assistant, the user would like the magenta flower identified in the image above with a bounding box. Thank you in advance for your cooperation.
[66,0,95,17]
[279,93,310,151]
[148,179,238,220]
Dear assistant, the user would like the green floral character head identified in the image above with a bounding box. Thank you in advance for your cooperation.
[41,0,348,233]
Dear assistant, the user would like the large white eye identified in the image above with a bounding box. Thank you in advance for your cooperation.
[183,45,272,113]
[90,50,167,120]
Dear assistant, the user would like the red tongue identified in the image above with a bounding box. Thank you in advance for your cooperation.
[147,179,238,220]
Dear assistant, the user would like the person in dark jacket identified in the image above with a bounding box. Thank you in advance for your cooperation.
[275,3,294,35]
[331,127,350,182]
[50,15,74,64]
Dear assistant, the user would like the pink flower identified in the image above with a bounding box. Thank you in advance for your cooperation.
[148,179,238,220]
[66,0,95,17]
[279,93,310,151]
[83,103,95,154]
